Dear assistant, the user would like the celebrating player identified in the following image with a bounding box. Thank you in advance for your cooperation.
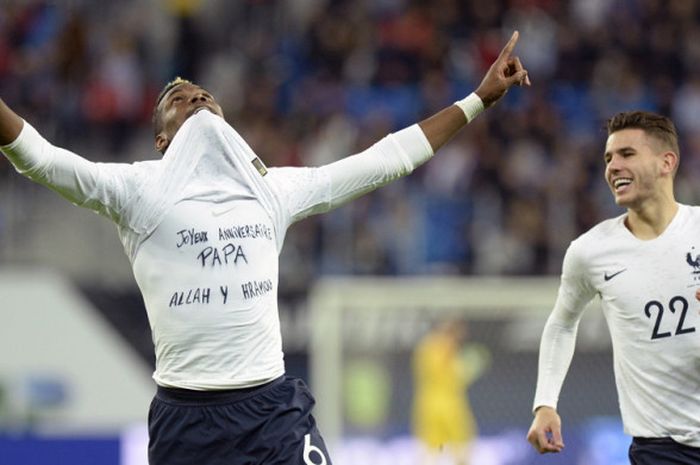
[527,111,700,464]
[1,32,528,465]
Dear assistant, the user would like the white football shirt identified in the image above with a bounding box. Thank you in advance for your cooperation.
[534,204,700,446]
[1,111,435,390]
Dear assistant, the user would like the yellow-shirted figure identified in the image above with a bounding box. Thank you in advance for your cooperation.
[412,319,489,465]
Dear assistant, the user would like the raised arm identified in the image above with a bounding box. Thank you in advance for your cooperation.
[418,30,530,152]
[0,98,24,145]
[0,96,133,224]
[273,31,530,222]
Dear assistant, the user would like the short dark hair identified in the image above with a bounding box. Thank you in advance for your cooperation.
[152,77,192,137]
[606,111,680,158]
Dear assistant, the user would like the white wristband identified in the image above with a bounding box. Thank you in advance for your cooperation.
[454,92,485,123]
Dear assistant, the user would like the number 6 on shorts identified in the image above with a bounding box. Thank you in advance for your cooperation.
[303,433,327,465]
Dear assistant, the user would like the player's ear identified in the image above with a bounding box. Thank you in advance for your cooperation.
[155,133,169,154]
[660,150,678,176]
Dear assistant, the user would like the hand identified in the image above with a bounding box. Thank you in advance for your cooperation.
[475,31,530,108]
[526,406,565,454]
[0,98,24,145]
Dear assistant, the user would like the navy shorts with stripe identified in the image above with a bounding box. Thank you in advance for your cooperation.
[629,437,700,465]
[148,376,332,465]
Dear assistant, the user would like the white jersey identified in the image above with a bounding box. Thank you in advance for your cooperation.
[534,204,700,446]
[1,111,434,390]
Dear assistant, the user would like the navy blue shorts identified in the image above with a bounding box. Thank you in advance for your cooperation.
[629,437,700,465]
[148,376,332,465]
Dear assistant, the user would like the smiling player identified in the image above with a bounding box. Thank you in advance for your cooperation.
[527,111,700,464]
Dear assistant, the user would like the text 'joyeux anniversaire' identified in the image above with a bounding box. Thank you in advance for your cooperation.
[170,224,273,308]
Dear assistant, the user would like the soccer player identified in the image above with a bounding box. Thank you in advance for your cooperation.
[527,111,700,464]
[1,33,528,465]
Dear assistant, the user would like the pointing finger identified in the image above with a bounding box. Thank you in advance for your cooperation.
[498,30,520,61]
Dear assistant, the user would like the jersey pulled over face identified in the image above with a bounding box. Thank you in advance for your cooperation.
[156,83,225,153]
[604,128,670,209]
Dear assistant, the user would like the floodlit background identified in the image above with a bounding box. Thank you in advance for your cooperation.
[1,0,699,464]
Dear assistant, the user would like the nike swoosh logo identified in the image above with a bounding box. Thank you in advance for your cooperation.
[604,269,627,281]
[211,206,237,217]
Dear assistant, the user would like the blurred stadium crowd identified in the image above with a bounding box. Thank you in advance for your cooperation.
[3,0,700,290]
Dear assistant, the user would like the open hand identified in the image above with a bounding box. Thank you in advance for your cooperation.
[475,31,530,108]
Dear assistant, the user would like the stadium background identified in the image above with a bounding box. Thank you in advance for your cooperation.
[0,0,698,464]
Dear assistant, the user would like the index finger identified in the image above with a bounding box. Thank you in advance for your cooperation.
[498,30,520,61]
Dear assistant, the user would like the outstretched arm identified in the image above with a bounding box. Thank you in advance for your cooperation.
[0,97,131,223]
[275,31,530,222]
[0,98,24,145]
[418,30,530,152]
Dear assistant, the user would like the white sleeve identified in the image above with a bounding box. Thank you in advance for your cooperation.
[321,123,434,209]
[532,240,597,412]
[1,120,133,223]
[267,124,433,223]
